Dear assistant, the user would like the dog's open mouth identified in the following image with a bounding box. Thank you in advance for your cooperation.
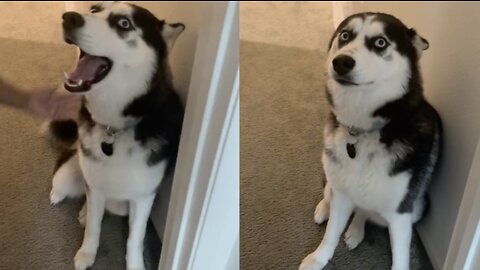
[64,50,112,93]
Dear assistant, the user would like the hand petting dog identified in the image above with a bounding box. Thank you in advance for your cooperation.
[0,77,81,120]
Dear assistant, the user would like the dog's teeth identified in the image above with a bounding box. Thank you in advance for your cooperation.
[78,80,83,86]
[63,72,70,82]
[65,80,77,87]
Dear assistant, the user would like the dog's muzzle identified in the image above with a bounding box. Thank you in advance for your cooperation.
[62,12,85,32]
[332,55,355,76]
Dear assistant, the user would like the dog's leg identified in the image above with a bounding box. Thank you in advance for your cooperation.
[300,190,353,270]
[126,194,155,270]
[50,151,85,205]
[344,210,367,250]
[74,189,106,270]
[385,212,412,270]
[314,182,332,224]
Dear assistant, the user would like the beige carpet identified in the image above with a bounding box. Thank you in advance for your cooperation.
[0,35,160,270]
[239,40,433,270]
[240,2,334,50]
[0,2,65,45]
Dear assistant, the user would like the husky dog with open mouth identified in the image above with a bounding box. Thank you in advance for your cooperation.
[49,2,185,270]
[299,13,442,270]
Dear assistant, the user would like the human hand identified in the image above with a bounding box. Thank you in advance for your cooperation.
[27,88,82,120]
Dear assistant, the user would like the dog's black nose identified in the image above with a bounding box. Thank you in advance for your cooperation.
[62,12,85,31]
[332,55,355,76]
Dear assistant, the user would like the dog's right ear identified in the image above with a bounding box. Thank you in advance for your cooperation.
[408,28,429,58]
[160,20,186,51]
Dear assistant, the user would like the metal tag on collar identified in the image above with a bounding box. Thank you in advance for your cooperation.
[103,126,116,146]
[106,126,116,137]
[348,126,362,137]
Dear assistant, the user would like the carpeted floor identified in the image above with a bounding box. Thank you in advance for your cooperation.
[0,38,160,270]
[239,40,434,270]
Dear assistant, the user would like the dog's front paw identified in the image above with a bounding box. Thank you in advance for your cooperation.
[344,224,364,250]
[127,267,146,270]
[49,190,65,205]
[126,255,145,270]
[314,200,329,224]
[127,261,146,270]
[299,253,327,270]
[74,250,96,270]
[391,265,409,270]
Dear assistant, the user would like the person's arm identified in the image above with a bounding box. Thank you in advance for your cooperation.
[0,77,81,120]
[28,89,81,120]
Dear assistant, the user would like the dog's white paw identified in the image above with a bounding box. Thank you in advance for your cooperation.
[126,261,146,270]
[74,250,95,270]
[391,265,409,270]
[127,267,146,270]
[299,253,327,270]
[344,224,364,250]
[50,190,65,205]
[126,253,145,270]
[314,200,329,224]
[345,226,365,250]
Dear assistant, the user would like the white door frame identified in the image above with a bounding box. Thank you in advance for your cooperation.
[444,139,480,270]
[159,2,239,270]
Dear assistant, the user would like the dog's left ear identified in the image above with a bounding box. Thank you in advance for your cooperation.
[160,21,186,50]
[408,28,429,57]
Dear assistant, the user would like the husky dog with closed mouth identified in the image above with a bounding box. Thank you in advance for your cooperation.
[49,2,185,270]
[299,13,442,270]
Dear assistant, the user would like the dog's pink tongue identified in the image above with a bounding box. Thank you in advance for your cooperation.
[68,54,108,82]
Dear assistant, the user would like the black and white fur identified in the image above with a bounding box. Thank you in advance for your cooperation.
[299,13,442,270]
[48,2,184,270]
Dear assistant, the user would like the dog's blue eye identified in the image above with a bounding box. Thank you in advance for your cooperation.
[374,38,388,48]
[118,18,131,29]
[340,31,350,41]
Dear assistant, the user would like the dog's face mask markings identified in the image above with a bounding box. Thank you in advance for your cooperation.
[327,13,428,88]
[107,13,136,40]
[324,12,430,131]
[61,2,184,94]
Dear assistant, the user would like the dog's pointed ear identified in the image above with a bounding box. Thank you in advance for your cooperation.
[408,28,429,58]
[160,20,185,51]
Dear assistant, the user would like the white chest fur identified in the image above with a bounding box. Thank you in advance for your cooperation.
[78,125,166,200]
[327,79,406,130]
[322,125,410,212]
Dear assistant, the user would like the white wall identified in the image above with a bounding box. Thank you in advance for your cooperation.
[350,2,480,269]
[158,2,239,269]
[445,141,480,270]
